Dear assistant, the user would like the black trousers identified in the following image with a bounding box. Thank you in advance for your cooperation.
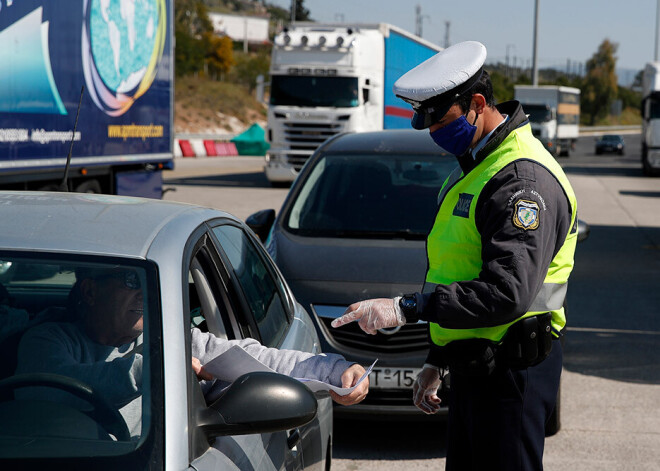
[445,339,562,471]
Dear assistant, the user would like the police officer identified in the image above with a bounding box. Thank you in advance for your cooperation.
[331,41,578,471]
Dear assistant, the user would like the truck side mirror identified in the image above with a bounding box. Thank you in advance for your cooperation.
[362,88,370,104]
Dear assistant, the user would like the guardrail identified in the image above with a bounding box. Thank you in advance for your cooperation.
[173,125,643,158]
[579,125,641,136]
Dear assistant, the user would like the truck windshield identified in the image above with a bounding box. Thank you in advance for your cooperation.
[522,104,552,123]
[270,76,359,107]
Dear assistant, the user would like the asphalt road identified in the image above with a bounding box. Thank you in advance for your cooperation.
[163,133,660,470]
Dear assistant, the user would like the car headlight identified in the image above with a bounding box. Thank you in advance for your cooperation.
[0,261,12,275]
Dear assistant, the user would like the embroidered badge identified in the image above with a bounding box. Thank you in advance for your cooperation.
[513,199,540,230]
[453,193,474,218]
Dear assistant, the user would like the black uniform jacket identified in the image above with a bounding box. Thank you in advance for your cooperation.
[419,101,574,362]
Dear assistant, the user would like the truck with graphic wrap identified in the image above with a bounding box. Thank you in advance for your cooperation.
[265,23,442,184]
[0,0,173,198]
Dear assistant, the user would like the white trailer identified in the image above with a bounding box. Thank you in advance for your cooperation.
[514,85,580,157]
[641,62,660,175]
[265,23,442,184]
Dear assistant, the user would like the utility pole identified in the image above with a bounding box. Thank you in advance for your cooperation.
[444,21,450,48]
[290,0,295,23]
[415,4,429,38]
[532,0,539,85]
[653,0,660,62]
[506,44,515,80]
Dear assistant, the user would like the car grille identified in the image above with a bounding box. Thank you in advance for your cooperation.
[283,122,343,170]
[319,317,429,354]
[360,388,415,407]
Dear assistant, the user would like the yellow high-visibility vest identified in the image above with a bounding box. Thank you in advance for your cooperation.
[426,123,578,347]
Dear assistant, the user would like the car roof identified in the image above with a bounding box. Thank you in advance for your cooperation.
[0,191,233,258]
[319,129,450,155]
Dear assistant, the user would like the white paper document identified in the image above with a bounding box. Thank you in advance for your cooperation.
[203,345,377,396]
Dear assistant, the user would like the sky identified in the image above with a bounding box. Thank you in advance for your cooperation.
[269,0,660,85]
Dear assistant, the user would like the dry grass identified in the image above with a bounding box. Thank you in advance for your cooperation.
[174,76,266,134]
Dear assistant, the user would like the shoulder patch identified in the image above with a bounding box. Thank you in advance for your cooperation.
[513,199,540,230]
[514,160,537,181]
[453,193,474,218]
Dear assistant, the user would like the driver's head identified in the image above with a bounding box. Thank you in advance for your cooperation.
[75,268,144,347]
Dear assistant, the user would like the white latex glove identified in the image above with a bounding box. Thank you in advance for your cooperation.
[331,297,406,335]
[413,364,442,414]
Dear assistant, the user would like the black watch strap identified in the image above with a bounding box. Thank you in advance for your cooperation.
[399,293,419,323]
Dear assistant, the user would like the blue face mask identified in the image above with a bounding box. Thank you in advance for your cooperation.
[430,113,478,156]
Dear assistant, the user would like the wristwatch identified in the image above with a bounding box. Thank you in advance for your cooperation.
[399,293,419,323]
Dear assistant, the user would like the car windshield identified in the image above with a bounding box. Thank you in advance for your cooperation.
[0,254,160,466]
[601,135,621,142]
[285,153,456,239]
[270,75,359,107]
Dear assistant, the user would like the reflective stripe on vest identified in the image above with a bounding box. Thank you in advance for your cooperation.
[426,123,577,347]
[423,281,568,312]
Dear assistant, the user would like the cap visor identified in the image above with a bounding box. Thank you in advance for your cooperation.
[411,111,433,130]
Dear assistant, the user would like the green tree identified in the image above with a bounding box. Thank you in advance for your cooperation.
[294,0,312,21]
[175,25,205,76]
[175,0,213,37]
[175,0,214,76]
[229,51,271,93]
[489,69,515,103]
[582,39,618,125]
[204,33,235,79]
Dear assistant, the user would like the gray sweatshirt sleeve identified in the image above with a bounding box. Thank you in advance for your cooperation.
[15,322,141,408]
[191,328,353,388]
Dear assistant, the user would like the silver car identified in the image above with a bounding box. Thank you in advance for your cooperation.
[0,191,332,470]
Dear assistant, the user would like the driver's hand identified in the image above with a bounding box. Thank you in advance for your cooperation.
[192,356,213,381]
[329,364,369,406]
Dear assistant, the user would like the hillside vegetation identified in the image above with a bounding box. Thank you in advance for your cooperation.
[175,1,641,134]
[175,76,266,135]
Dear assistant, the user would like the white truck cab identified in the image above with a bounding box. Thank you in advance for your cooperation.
[265,23,441,184]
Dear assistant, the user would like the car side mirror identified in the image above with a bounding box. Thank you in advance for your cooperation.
[246,209,276,243]
[197,371,317,439]
[577,219,590,243]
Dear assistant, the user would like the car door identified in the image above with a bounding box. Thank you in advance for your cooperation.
[184,222,305,471]
[206,223,330,471]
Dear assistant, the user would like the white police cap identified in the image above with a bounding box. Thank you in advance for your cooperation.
[393,41,487,129]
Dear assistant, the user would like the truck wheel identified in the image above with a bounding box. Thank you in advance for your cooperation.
[75,179,102,194]
[642,153,660,176]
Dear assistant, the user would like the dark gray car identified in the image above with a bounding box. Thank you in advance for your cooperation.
[248,129,457,418]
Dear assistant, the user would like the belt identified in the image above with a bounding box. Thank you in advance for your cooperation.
[443,313,554,375]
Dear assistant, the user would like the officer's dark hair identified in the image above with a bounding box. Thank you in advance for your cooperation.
[455,70,496,112]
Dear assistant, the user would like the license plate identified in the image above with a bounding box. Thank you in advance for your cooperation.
[370,367,421,389]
